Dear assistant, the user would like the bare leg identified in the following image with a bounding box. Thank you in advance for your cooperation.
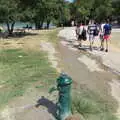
[78,38,82,47]
[89,35,93,51]
[102,39,104,49]
[91,36,94,51]
[106,40,108,50]
[100,39,104,51]
[105,40,108,52]
[90,41,93,51]
[77,40,81,47]
[80,40,82,47]
[92,40,94,45]
[89,37,92,51]
[77,35,81,47]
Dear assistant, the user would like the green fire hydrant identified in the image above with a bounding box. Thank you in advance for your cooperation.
[49,73,72,120]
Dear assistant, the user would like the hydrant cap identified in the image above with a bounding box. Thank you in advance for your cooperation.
[57,73,72,86]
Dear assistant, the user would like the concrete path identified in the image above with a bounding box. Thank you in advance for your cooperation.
[0,28,120,120]
[0,88,57,120]
[58,27,120,75]
[58,27,120,118]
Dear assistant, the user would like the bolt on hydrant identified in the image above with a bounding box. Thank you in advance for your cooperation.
[49,73,72,120]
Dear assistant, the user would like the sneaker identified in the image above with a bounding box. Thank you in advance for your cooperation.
[100,48,104,51]
[90,47,92,51]
[79,43,82,47]
[105,49,108,52]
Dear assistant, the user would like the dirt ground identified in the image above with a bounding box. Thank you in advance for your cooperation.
[58,28,120,119]
[0,29,120,120]
[0,30,58,120]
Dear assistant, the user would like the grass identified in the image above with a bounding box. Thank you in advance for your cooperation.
[0,30,58,107]
[72,89,118,120]
[48,28,62,44]
[111,32,120,48]
[0,28,118,120]
[46,28,119,120]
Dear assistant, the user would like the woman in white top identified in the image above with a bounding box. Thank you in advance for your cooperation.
[100,22,105,50]
[76,23,85,47]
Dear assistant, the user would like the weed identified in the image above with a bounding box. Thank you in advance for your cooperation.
[72,90,118,120]
[0,49,57,107]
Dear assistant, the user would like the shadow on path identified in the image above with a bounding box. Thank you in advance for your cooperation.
[62,39,100,52]
[0,31,38,39]
[35,96,57,118]
[73,44,99,51]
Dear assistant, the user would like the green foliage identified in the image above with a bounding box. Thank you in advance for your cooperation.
[112,0,120,15]
[72,90,118,120]
[112,0,120,23]
[0,49,57,107]
[0,0,119,29]
[0,0,23,34]
[0,0,19,22]
[19,0,71,29]
[70,0,94,22]
[70,0,114,23]
[0,0,71,29]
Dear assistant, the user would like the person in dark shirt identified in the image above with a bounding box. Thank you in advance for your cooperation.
[87,21,98,51]
[103,20,112,52]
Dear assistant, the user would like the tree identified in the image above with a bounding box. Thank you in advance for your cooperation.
[112,0,120,23]
[24,0,58,29]
[55,0,71,26]
[70,0,113,23]
[70,0,94,23]
[93,0,113,22]
[0,0,21,35]
[44,0,57,29]
[0,0,71,31]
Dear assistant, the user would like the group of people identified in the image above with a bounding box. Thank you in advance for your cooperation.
[76,20,112,52]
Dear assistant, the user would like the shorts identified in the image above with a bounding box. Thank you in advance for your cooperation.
[104,35,110,40]
[100,34,104,40]
[89,34,94,42]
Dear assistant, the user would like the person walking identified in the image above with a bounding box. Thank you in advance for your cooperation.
[75,23,86,47]
[87,21,99,51]
[103,20,112,52]
[71,20,75,27]
[100,22,106,50]
[76,24,80,39]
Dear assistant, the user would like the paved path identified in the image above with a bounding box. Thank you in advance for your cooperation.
[0,28,120,120]
[58,27,120,74]
[58,39,118,98]
[58,27,120,118]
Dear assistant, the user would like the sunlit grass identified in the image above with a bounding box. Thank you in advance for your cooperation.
[0,48,57,107]
[72,90,118,120]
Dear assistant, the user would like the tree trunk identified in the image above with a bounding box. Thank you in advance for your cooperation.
[35,20,44,30]
[35,21,39,30]
[47,20,50,29]
[39,21,43,29]
[6,22,15,35]
[11,22,15,34]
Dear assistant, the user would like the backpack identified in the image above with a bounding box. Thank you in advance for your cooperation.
[104,24,112,35]
[82,27,87,41]
[93,26,99,36]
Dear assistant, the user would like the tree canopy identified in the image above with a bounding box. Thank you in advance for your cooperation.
[0,0,70,34]
[70,0,114,24]
[0,0,21,34]
[0,0,120,34]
